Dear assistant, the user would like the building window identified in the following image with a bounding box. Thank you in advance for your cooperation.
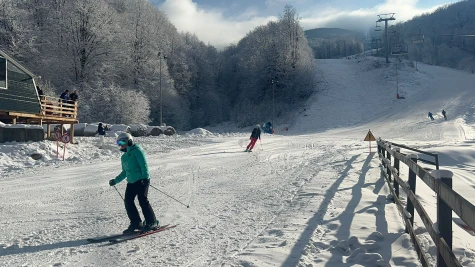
[0,57,6,89]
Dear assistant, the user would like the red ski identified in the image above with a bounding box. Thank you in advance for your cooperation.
[109,224,178,243]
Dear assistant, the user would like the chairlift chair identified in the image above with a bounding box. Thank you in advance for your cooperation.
[374,22,382,32]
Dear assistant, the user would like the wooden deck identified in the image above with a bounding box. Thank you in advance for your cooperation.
[0,95,79,143]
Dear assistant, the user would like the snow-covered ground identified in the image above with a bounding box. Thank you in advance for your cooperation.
[1,57,474,267]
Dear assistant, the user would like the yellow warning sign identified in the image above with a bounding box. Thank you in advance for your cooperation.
[364,130,376,141]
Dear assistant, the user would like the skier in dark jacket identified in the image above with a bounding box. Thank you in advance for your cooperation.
[109,133,159,233]
[245,124,261,152]
[428,112,434,121]
[96,123,106,147]
[442,109,447,120]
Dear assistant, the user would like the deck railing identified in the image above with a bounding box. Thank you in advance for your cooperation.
[40,95,78,119]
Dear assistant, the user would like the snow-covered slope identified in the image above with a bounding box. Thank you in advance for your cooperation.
[294,57,475,142]
[0,57,474,267]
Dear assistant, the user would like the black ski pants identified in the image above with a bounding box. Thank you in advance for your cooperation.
[124,179,157,226]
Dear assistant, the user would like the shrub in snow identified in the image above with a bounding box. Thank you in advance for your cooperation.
[130,124,148,137]
[148,127,163,136]
[163,126,176,136]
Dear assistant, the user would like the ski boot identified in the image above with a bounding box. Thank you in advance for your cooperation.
[142,221,160,233]
[123,222,144,234]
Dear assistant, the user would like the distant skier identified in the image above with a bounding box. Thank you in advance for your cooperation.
[442,109,447,120]
[245,124,261,152]
[428,112,434,121]
[95,122,106,147]
[108,133,160,233]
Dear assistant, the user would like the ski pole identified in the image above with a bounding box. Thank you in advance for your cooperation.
[149,184,190,208]
[260,139,263,150]
[113,185,124,201]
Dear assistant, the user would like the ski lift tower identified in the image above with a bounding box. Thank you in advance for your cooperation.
[376,13,396,63]
[390,31,408,99]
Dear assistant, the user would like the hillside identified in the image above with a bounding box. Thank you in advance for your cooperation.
[304,27,363,40]
[305,28,364,58]
[293,56,475,141]
[393,0,475,72]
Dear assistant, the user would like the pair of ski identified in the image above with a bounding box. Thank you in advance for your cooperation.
[87,224,177,244]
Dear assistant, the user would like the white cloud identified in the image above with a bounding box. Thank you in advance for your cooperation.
[300,0,448,32]
[159,0,450,48]
[159,0,276,49]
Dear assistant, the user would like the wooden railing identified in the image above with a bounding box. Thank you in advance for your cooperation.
[40,95,78,119]
[377,138,475,267]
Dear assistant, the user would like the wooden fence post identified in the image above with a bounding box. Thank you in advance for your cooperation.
[393,148,400,198]
[406,154,418,233]
[433,170,454,267]
[386,144,392,182]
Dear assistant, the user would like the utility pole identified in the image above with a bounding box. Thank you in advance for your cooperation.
[377,13,396,63]
[272,79,276,133]
[158,52,167,126]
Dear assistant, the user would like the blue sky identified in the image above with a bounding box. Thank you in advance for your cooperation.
[149,0,459,48]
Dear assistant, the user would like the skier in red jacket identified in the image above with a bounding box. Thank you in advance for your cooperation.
[245,125,261,152]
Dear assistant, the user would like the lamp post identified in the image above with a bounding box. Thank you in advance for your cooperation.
[272,79,277,134]
[158,52,167,126]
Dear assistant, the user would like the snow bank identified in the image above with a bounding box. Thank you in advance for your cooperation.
[186,128,213,136]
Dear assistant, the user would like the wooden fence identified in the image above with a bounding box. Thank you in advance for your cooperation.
[377,138,475,267]
[40,95,78,118]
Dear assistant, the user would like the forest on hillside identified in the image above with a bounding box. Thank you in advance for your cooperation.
[389,1,475,72]
[0,1,316,129]
[305,28,364,59]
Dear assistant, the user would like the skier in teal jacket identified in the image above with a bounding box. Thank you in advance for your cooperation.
[109,133,159,233]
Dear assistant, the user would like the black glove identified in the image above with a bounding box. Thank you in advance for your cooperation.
[109,179,116,186]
